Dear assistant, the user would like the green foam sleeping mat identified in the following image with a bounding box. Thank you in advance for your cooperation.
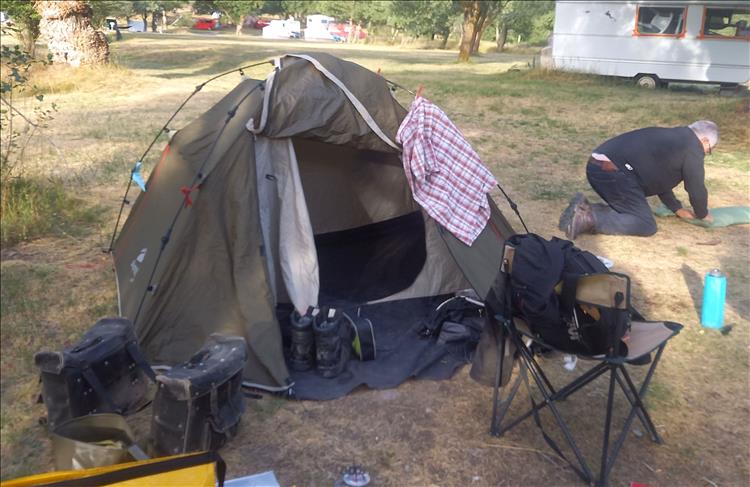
[653,204,750,228]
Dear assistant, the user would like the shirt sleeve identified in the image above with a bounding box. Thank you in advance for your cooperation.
[658,190,682,213]
[683,154,708,219]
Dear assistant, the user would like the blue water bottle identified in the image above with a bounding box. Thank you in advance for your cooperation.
[701,269,727,329]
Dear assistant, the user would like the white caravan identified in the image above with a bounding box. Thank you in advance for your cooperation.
[305,14,336,41]
[548,1,750,87]
[262,19,301,39]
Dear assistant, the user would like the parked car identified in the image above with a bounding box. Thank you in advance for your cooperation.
[193,18,218,31]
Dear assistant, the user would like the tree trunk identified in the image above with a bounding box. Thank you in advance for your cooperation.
[440,31,449,49]
[471,12,489,54]
[496,21,508,52]
[161,9,167,34]
[458,1,483,62]
[236,15,245,36]
[141,11,147,32]
[19,29,37,57]
[35,1,109,66]
[151,12,157,32]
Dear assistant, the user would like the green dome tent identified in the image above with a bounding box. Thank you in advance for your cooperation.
[112,53,515,395]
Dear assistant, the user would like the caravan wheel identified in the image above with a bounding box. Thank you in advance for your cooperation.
[635,74,660,89]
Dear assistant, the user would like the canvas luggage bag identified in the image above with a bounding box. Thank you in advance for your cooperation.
[35,317,156,429]
[51,413,148,471]
[150,334,247,456]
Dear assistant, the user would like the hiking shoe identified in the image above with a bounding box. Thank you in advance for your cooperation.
[289,310,315,372]
[566,204,596,239]
[313,312,351,379]
[558,193,589,231]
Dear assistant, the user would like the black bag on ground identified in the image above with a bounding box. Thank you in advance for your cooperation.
[507,234,624,355]
[34,317,156,429]
[150,334,247,456]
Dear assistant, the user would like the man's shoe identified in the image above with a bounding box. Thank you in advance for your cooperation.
[566,204,596,239]
[558,193,589,231]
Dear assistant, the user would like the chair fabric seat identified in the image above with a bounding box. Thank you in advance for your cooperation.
[513,318,677,362]
[623,321,677,360]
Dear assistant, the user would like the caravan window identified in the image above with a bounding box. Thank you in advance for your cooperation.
[701,7,750,39]
[635,6,686,36]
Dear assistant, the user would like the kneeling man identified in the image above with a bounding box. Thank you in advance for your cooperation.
[560,120,718,238]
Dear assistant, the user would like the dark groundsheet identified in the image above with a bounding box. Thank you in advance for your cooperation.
[277,295,479,400]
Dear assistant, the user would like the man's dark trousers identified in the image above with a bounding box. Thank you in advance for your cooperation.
[586,158,658,236]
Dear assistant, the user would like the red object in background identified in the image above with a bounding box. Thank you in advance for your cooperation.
[630,483,651,487]
[329,22,367,40]
[193,18,217,30]
[255,18,270,28]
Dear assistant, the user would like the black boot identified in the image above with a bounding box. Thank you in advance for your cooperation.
[313,309,351,379]
[289,308,315,371]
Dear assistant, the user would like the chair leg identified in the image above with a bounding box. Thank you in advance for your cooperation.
[601,345,669,478]
[619,361,664,444]
[598,365,617,486]
[614,367,660,443]
[490,324,507,435]
[517,345,595,483]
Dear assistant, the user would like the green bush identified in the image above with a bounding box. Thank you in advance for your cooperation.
[0,177,102,246]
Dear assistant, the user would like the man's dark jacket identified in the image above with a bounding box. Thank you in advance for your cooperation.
[594,127,708,218]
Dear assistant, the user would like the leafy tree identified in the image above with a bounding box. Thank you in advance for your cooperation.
[4,0,41,56]
[214,1,264,35]
[277,0,323,19]
[496,0,553,50]
[131,0,157,32]
[90,1,134,28]
[391,0,459,47]
[1,24,56,185]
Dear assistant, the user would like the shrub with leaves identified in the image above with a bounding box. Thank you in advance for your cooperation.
[0,25,78,246]
[0,28,56,183]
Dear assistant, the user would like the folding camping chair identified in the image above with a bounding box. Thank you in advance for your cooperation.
[486,243,682,487]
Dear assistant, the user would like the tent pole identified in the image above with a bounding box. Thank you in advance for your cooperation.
[131,82,264,327]
[106,60,274,253]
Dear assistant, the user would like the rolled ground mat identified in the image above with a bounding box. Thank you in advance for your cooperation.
[653,205,750,228]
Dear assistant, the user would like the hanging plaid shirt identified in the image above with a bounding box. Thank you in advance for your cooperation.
[397,97,497,246]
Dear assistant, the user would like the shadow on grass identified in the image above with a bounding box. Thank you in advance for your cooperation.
[680,263,704,320]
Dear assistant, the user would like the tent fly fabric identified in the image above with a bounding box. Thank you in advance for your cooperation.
[112,53,515,399]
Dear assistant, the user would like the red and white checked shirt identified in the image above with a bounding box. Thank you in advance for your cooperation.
[397,97,497,245]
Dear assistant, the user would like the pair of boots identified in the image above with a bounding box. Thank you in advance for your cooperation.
[559,193,596,239]
[289,307,351,378]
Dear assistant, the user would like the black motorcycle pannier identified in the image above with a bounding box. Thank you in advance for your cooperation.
[34,317,156,429]
[150,334,247,456]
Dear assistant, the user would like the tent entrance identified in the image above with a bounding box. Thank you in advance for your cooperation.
[292,138,428,305]
[315,211,426,305]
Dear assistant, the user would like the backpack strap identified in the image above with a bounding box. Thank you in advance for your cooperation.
[125,340,157,382]
[559,273,580,323]
[80,364,122,413]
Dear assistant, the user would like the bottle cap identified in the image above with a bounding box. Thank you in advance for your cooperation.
[708,268,724,277]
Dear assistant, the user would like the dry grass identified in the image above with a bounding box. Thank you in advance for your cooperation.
[1,32,748,485]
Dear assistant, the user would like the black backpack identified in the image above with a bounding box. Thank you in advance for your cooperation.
[507,234,627,356]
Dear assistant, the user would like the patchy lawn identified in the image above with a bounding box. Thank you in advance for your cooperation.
[2,32,748,486]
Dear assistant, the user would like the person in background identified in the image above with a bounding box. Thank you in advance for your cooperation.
[559,120,718,238]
